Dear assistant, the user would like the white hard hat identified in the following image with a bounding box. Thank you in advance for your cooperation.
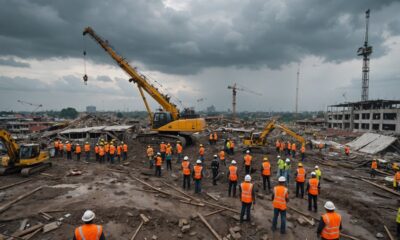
[315,165,319,169]
[184,156,189,161]
[231,160,237,165]
[157,152,161,155]
[277,155,281,158]
[285,158,290,163]
[246,150,250,153]
[196,160,202,164]
[82,210,95,222]
[311,171,316,176]
[278,176,286,182]
[213,155,218,158]
[245,175,251,182]
[324,201,335,210]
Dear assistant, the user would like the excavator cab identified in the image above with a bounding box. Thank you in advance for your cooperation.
[19,144,40,160]
[152,111,173,129]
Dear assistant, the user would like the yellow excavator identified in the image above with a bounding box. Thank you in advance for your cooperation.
[0,129,51,176]
[243,119,306,148]
[83,27,206,145]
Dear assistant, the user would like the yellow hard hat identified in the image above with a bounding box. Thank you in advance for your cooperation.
[298,163,303,167]
[200,144,203,147]
[263,157,268,161]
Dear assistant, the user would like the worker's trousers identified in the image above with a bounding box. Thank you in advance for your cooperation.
[166,159,172,171]
[308,193,318,212]
[262,175,271,191]
[220,159,226,166]
[272,208,286,234]
[212,169,218,185]
[228,180,237,197]
[76,153,80,161]
[301,153,305,161]
[296,182,305,198]
[292,151,296,158]
[95,153,99,162]
[183,175,191,190]
[149,156,154,169]
[123,152,127,161]
[245,165,251,175]
[177,153,182,164]
[161,152,166,161]
[110,154,114,164]
[67,151,72,160]
[155,166,161,177]
[240,202,252,222]
[194,179,202,193]
[85,152,90,161]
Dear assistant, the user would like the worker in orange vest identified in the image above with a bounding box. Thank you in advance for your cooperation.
[75,143,82,161]
[122,142,128,161]
[300,145,306,161]
[228,160,238,197]
[261,157,271,192]
[160,141,166,161]
[213,132,218,144]
[165,143,172,171]
[344,145,350,156]
[154,152,162,177]
[243,150,252,175]
[66,141,72,160]
[147,145,154,169]
[306,172,320,212]
[319,142,324,152]
[275,140,280,153]
[104,142,110,162]
[176,141,183,163]
[193,160,203,193]
[181,156,192,190]
[99,144,105,163]
[295,163,306,198]
[58,141,64,158]
[109,143,116,164]
[94,144,99,162]
[116,143,122,163]
[209,133,214,145]
[291,143,297,158]
[286,141,291,156]
[84,142,90,161]
[54,139,59,157]
[239,175,256,223]
[394,170,400,191]
[73,210,105,240]
[279,141,285,154]
[370,159,378,178]
[317,201,342,239]
[271,176,289,234]
[199,144,205,162]
[219,148,226,166]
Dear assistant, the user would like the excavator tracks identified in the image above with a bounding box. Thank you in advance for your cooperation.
[21,162,52,177]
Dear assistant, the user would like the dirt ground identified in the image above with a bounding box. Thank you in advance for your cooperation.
[0,135,397,240]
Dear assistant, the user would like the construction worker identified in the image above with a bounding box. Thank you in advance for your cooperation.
[122,142,128,161]
[66,141,72,160]
[397,199,400,237]
[315,166,322,181]
[165,143,172,171]
[176,141,183,164]
[307,172,320,212]
[228,160,238,197]
[300,144,306,161]
[95,144,99,162]
[291,143,296,158]
[160,141,166,161]
[154,152,162,177]
[271,176,289,234]
[84,142,90,161]
[73,210,105,240]
[394,170,400,191]
[225,138,231,155]
[104,142,110,162]
[243,150,252,175]
[319,142,324,152]
[261,157,271,192]
[230,140,235,154]
[147,145,154,169]
[54,139,59,157]
[239,175,256,223]
[317,201,342,239]
[393,162,399,172]
[211,155,219,185]
[199,144,205,162]
[279,141,285,154]
[181,156,191,190]
[193,160,203,193]
[275,139,280,153]
[209,132,214,145]
[75,144,82,161]
[371,159,378,178]
[58,141,64,158]
[295,163,306,198]
[116,143,122,163]
[284,158,291,185]
[344,145,350,156]
[99,144,105,163]
[277,156,285,177]
[219,148,226,166]
[213,132,218,145]
[109,143,115,164]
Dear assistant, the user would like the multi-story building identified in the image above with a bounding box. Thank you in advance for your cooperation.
[326,100,400,134]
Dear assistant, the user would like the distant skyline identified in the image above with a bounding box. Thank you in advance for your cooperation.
[0,0,399,112]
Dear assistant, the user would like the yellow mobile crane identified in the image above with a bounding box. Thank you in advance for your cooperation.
[83,27,206,145]
[0,129,51,176]
[243,119,306,148]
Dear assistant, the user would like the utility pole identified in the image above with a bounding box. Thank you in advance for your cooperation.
[357,9,372,101]
[295,64,300,118]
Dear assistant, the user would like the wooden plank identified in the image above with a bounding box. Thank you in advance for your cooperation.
[179,200,205,207]
[0,179,30,191]
[23,228,41,240]
[13,224,43,237]
[0,186,43,214]
[197,213,222,240]
[206,192,219,201]
[204,209,225,217]
[384,225,395,240]
[161,181,201,203]
[375,169,391,176]
[130,221,144,240]
[201,200,240,214]
[360,178,400,197]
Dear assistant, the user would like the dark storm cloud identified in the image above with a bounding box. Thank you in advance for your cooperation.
[0,0,399,74]
[0,58,30,68]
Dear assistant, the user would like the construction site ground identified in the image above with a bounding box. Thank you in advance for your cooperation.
[0,137,397,240]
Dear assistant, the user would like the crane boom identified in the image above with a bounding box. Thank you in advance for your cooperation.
[83,27,180,120]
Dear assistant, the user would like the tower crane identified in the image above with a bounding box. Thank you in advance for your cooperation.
[227,83,261,119]
[17,100,43,113]
[357,9,372,101]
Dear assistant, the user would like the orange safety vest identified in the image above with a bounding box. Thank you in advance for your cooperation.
[84,144,90,152]
[155,156,162,166]
[228,165,238,181]
[99,147,105,156]
[230,141,235,149]
[301,146,305,153]
[199,147,205,156]
[166,146,172,155]
[241,182,253,203]
[219,150,225,160]
[209,134,214,140]
[74,224,103,240]
[123,144,128,152]
[117,146,122,155]
[345,147,350,154]
[262,162,271,176]
[194,165,203,179]
[105,144,109,153]
[59,143,63,151]
[395,172,400,182]
[291,144,296,151]
[273,185,288,210]
[95,146,99,154]
[244,154,252,166]
[275,140,280,148]
[54,141,59,148]
[371,161,377,169]
[147,147,154,157]
[280,142,285,151]
[213,133,218,140]
[109,145,115,155]
[160,143,166,152]
[308,178,319,195]
[296,167,306,183]
[66,143,72,152]
[321,212,341,239]
[182,161,191,175]
[176,144,183,154]
[76,146,81,154]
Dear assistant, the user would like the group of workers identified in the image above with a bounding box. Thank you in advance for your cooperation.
[53,139,128,164]
[275,139,306,161]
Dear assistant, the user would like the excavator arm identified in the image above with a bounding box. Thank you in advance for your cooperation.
[0,129,19,163]
[275,124,306,146]
[83,27,180,121]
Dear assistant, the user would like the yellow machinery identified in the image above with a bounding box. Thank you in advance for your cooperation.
[0,129,50,176]
[243,120,306,148]
[83,27,206,145]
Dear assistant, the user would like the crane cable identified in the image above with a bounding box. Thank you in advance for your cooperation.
[82,35,88,85]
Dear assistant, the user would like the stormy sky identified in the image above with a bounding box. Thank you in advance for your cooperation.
[0,0,399,112]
